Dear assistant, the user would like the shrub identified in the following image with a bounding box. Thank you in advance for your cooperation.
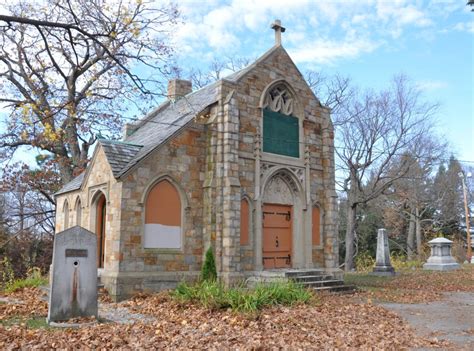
[0,256,15,287]
[4,267,47,293]
[172,280,311,313]
[201,247,217,282]
[390,253,423,271]
[355,251,424,272]
[355,252,375,272]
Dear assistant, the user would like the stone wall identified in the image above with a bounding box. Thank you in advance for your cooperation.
[55,146,123,274]
[232,46,337,271]
[54,45,338,300]
[109,128,208,298]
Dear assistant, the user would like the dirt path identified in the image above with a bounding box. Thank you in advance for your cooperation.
[380,292,474,350]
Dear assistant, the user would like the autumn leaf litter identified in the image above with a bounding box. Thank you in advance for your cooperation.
[0,286,453,349]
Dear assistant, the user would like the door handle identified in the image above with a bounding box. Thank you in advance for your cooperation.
[275,236,279,248]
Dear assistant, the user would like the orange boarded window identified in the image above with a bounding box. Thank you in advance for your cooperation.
[240,199,249,245]
[144,180,181,249]
[312,207,321,246]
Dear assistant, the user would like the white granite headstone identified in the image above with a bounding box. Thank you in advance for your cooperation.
[372,228,395,276]
[47,226,98,323]
[423,237,460,271]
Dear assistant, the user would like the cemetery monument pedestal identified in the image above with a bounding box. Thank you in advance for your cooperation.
[423,237,460,271]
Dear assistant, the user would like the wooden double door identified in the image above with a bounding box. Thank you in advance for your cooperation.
[262,204,292,269]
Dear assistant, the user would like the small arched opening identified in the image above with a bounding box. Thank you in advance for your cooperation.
[92,192,107,268]
[63,200,69,230]
[75,197,82,227]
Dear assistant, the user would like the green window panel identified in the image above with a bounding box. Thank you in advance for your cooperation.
[263,108,299,158]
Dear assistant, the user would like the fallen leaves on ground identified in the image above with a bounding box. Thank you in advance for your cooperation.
[0,288,47,320]
[348,265,474,303]
[356,287,443,304]
[0,288,451,350]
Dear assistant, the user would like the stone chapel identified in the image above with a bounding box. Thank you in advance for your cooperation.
[54,21,339,300]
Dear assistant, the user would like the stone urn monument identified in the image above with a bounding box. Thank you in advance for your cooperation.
[423,237,460,271]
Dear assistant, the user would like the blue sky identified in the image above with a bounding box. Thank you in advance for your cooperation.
[172,0,473,164]
[1,0,472,168]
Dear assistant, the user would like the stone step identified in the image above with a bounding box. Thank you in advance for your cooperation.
[285,270,329,278]
[296,279,345,288]
[292,274,335,283]
[313,284,357,294]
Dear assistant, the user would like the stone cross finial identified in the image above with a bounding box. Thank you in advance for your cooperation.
[271,19,286,46]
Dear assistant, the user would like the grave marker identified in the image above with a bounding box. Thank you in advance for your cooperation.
[47,226,98,323]
[371,228,396,276]
[423,237,460,271]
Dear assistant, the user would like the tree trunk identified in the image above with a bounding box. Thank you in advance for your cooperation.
[407,207,415,259]
[415,206,422,257]
[344,202,357,271]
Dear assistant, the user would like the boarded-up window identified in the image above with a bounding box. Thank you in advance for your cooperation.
[312,207,321,246]
[144,180,181,249]
[263,108,299,158]
[63,200,69,230]
[240,199,250,245]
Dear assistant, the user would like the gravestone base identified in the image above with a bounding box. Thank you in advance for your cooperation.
[371,265,396,276]
[423,262,460,271]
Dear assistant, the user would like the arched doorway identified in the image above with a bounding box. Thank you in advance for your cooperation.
[95,193,106,268]
[261,170,304,269]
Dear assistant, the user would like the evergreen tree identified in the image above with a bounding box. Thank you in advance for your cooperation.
[201,247,217,282]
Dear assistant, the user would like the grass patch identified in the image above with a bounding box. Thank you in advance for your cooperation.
[1,316,51,329]
[172,280,312,313]
[4,268,47,293]
[4,275,47,293]
[344,273,394,288]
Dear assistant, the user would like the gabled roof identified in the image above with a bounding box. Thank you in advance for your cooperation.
[99,139,142,177]
[55,172,85,196]
[118,80,220,177]
[56,45,319,196]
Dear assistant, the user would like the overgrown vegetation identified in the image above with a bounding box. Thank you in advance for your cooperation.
[172,280,312,313]
[3,267,47,293]
[355,252,423,273]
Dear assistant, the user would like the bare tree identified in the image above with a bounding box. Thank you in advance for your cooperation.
[188,56,253,89]
[337,75,439,270]
[0,0,179,184]
[305,70,355,125]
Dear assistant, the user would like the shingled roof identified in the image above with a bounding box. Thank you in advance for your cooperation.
[99,139,143,177]
[118,79,220,177]
[55,46,284,196]
[55,77,220,196]
[55,172,85,196]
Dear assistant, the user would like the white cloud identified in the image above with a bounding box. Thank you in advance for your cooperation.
[290,38,379,65]
[453,22,474,33]
[172,0,454,66]
[416,80,448,91]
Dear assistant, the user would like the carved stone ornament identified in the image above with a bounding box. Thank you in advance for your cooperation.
[262,84,294,116]
[260,163,303,194]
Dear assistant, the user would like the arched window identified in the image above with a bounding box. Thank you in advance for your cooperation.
[75,197,82,226]
[312,206,321,246]
[63,200,69,230]
[240,198,250,245]
[262,83,299,158]
[144,180,181,249]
